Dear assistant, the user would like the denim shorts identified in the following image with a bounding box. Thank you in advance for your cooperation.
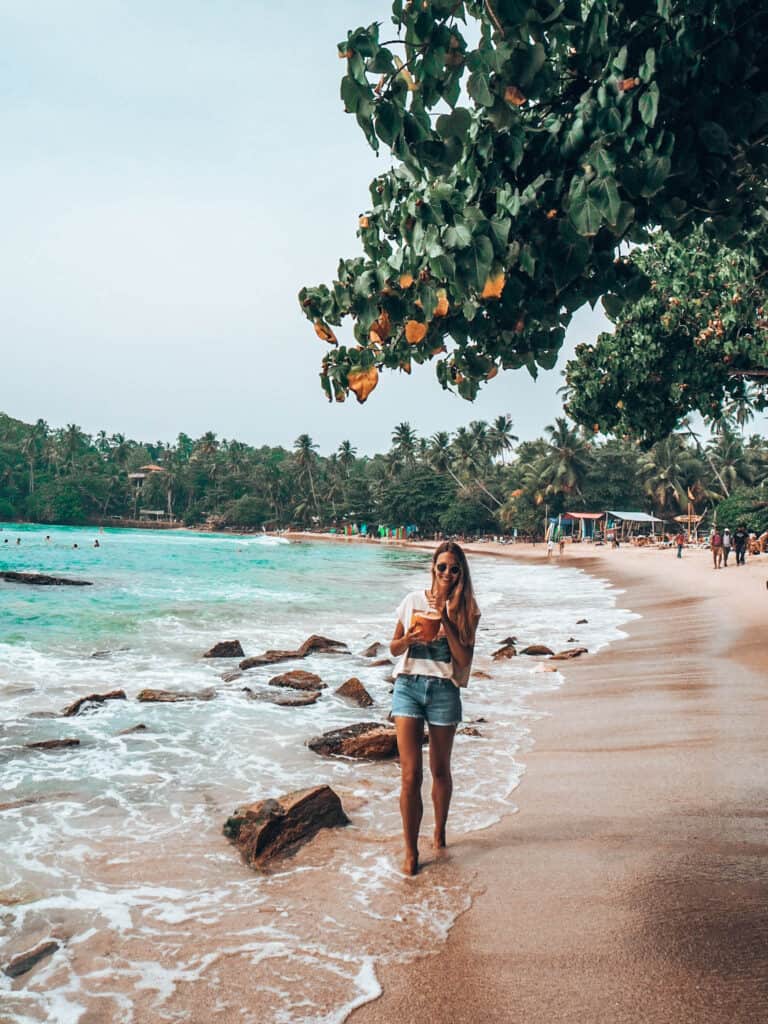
[391,673,462,727]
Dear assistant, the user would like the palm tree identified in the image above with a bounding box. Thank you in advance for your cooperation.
[488,414,518,464]
[390,422,418,470]
[638,436,706,515]
[293,434,320,514]
[706,426,752,497]
[337,440,357,477]
[537,418,592,502]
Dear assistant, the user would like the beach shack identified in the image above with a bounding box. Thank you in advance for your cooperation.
[563,511,606,541]
[605,510,666,542]
[127,464,167,519]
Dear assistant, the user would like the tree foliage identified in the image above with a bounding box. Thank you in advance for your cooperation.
[565,227,768,440]
[299,0,768,408]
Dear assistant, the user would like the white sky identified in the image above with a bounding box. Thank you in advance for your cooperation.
[1,1,611,455]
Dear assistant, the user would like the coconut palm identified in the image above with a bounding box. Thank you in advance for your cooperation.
[536,418,592,501]
[293,434,320,513]
[638,436,706,515]
[390,422,418,470]
[337,440,357,477]
[488,414,518,464]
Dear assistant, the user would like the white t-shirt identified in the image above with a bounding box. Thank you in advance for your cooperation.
[393,590,475,688]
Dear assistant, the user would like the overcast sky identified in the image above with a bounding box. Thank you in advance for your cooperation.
[1,1,612,455]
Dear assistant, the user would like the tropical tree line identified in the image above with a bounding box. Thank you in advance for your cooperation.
[1,411,767,536]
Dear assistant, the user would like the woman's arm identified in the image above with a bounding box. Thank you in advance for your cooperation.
[439,609,479,669]
[390,619,425,657]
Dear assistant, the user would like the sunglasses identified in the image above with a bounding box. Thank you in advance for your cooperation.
[436,562,461,576]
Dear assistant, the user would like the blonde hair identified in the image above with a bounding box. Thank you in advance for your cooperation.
[432,541,479,645]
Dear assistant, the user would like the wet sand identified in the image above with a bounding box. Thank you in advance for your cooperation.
[348,542,768,1024]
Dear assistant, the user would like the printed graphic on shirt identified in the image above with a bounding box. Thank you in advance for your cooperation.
[407,637,451,663]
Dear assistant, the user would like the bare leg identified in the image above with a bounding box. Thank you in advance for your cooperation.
[394,716,425,875]
[428,724,456,851]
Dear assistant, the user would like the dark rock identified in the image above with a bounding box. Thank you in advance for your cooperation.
[468,716,487,724]
[360,642,382,658]
[223,785,349,869]
[61,689,127,717]
[245,688,321,707]
[0,571,92,587]
[240,635,347,671]
[473,670,492,679]
[370,657,392,667]
[520,645,555,656]
[500,636,518,646]
[26,738,80,750]
[203,640,244,659]
[269,670,325,691]
[550,647,589,661]
[137,688,216,702]
[335,677,373,708]
[566,637,577,643]
[116,724,148,735]
[4,940,60,978]
[576,618,588,624]
[458,726,482,737]
[492,644,517,660]
[90,647,129,659]
[221,669,243,683]
[308,722,398,760]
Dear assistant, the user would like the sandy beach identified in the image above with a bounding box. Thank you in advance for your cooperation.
[340,539,768,1024]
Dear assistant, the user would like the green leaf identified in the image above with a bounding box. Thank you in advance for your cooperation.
[699,121,730,155]
[444,223,473,249]
[459,235,494,289]
[374,101,402,146]
[567,178,603,236]
[467,71,494,107]
[638,82,659,127]
[435,107,472,142]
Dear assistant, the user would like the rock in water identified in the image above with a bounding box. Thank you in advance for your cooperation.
[244,688,321,707]
[335,677,373,708]
[25,738,80,750]
[220,669,243,683]
[360,642,382,658]
[116,724,148,735]
[0,571,92,586]
[492,644,517,660]
[239,635,347,671]
[268,670,325,691]
[520,644,555,656]
[550,647,589,660]
[308,722,398,759]
[61,689,127,716]
[223,785,349,869]
[576,618,588,624]
[203,640,244,659]
[137,688,216,702]
[4,940,60,978]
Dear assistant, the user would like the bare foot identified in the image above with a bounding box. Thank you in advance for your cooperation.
[402,851,419,876]
[433,829,446,850]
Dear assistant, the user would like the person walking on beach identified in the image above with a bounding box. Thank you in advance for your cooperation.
[722,528,732,566]
[389,542,480,876]
[710,528,723,569]
[733,523,749,565]
[675,531,686,558]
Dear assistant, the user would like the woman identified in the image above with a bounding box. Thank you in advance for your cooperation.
[389,542,481,876]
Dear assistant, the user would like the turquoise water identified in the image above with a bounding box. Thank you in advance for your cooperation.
[0,524,633,1024]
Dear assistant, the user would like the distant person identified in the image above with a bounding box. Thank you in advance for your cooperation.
[558,537,565,556]
[722,528,732,566]
[45,535,51,542]
[733,524,749,565]
[389,542,480,876]
[675,531,686,558]
[73,543,79,549]
[16,538,21,545]
[710,529,723,569]
[93,539,100,548]
[3,538,8,544]
[547,537,554,559]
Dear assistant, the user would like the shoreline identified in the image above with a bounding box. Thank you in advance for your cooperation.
[347,541,768,1024]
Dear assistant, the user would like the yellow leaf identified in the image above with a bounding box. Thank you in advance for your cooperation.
[369,310,391,343]
[358,215,370,229]
[504,85,526,106]
[481,272,506,300]
[347,366,379,404]
[314,320,338,344]
[486,365,498,380]
[433,288,449,317]
[405,320,427,344]
[399,273,414,289]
